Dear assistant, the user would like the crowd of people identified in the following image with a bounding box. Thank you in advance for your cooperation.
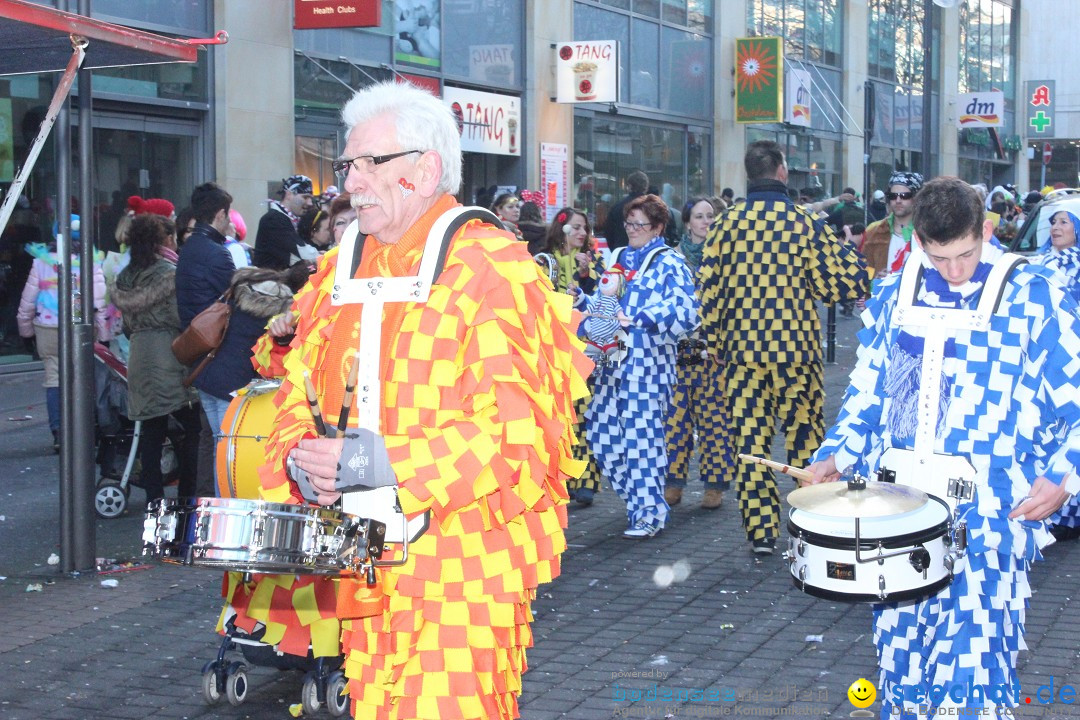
[11,78,1080,718]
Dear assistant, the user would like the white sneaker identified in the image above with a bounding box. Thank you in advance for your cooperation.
[623,520,662,539]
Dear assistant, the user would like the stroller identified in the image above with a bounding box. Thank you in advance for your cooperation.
[92,342,178,518]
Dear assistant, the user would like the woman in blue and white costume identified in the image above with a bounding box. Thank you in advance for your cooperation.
[580,194,699,538]
[1035,209,1080,539]
[1034,209,1080,304]
[806,178,1080,719]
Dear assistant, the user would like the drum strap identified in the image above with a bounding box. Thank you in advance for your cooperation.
[330,206,500,544]
[888,247,1025,503]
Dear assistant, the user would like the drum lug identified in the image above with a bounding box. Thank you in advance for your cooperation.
[797,564,807,591]
[878,575,886,601]
[908,547,931,577]
[876,541,885,566]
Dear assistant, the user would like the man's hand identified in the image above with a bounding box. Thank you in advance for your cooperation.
[290,436,345,505]
[804,456,841,486]
[268,312,297,338]
[1008,475,1072,523]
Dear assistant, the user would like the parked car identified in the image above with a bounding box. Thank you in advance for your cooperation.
[1008,189,1080,255]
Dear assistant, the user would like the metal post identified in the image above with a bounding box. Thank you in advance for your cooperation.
[73,0,96,571]
[921,0,934,178]
[57,98,74,574]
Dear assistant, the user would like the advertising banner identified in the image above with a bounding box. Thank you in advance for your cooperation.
[735,37,783,124]
[555,40,618,104]
[444,87,520,156]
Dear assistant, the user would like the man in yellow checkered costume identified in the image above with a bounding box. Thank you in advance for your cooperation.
[697,140,868,556]
[253,81,592,719]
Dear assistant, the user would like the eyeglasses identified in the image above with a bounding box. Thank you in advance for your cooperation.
[886,191,915,201]
[332,150,423,178]
[624,221,651,231]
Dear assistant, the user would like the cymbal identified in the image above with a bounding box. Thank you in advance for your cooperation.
[788,480,928,518]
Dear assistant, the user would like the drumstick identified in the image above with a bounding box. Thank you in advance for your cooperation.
[337,351,361,434]
[737,453,814,483]
[303,371,329,438]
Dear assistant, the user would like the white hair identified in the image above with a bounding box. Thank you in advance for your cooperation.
[341,82,462,195]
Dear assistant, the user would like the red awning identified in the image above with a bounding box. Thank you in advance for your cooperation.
[0,0,198,75]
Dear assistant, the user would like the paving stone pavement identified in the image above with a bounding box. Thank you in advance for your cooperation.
[1,311,1079,719]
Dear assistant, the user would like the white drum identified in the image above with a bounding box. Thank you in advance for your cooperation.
[787,497,953,603]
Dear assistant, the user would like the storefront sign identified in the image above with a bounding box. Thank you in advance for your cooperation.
[396,72,440,96]
[469,44,515,87]
[540,143,568,223]
[1026,80,1055,137]
[785,66,811,127]
[956,91,1004,128]
[293,0,380,29]
[735,37,783,124]
[554,41,618,104]
[443,87,520,156]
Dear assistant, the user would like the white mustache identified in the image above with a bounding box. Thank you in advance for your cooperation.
[350,196,380,209]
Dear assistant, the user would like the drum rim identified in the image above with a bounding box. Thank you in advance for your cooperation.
[786,517,949,550]
[791,574,952,604]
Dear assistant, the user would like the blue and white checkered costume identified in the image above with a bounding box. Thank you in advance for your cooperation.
[814,243,1080,718]
[1034,245,1080,531]
[582,237,699,529]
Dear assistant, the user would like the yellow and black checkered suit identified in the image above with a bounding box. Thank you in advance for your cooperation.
[567,392,603,496]
[698,183,867,542]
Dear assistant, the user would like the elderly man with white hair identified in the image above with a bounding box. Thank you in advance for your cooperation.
[253,81,590,719]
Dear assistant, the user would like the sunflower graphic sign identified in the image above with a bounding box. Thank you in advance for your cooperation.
[735,37,783,124]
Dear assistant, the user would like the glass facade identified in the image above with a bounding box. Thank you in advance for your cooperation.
[745,0,843,200]
[956,0,1017,188]
[747,0,842,67]
[574,114,709,238]
[866,0,939,191]
[573,0,713,238]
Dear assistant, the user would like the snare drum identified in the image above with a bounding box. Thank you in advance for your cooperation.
[787,498,953,603]
[216,379,281,499]
[143,496,385,575]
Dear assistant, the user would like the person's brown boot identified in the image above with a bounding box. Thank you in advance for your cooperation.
[664,486,683,506]
[701,488,724,510]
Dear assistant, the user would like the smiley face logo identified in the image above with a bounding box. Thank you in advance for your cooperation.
[847,678,876,709]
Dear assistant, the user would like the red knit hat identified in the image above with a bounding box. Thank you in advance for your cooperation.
[128,195,175,217]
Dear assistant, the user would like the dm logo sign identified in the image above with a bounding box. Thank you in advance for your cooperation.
[957,91,1004,128]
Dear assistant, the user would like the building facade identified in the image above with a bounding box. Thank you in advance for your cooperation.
[0,0,1035,364]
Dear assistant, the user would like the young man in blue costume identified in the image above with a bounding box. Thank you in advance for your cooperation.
[806,177,1080,718]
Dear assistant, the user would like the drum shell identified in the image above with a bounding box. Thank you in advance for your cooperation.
[787,499,952,603]
[216,381,280,499]
[144,497,357,575]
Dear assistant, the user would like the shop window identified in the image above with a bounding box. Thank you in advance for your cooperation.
[444,0,523,89]
[574,114,706,239]
[662,27,710,118]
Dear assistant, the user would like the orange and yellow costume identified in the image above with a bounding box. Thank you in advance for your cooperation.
[252,196,591,719]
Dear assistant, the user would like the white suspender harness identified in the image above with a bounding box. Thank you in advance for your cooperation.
[881,246,1026,509]
[329,206,500,543]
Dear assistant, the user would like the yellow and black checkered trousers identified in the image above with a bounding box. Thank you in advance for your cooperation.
[697,197,867,365]
[723,360,823,542]
[665,361,730,489]
[567,393,602,496]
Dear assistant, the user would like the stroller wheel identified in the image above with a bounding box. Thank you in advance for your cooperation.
[94,482,128,519]
[301,673,322,715]
[225,662,249,706]
[201,668,222,705]
[326,671,350,717]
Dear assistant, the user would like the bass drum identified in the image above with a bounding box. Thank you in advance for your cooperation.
[787,497,953,603]
[216,380,281,500]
